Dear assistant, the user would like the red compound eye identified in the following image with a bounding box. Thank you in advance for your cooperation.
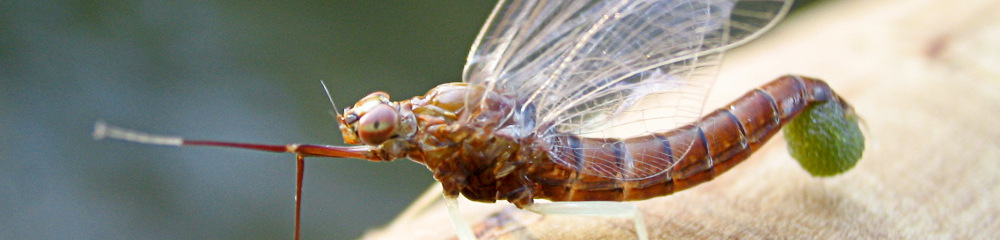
[357,104,398,145]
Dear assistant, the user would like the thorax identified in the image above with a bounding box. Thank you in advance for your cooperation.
[390,83,540,202]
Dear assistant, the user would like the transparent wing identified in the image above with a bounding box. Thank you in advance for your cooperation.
[462,0,792,180]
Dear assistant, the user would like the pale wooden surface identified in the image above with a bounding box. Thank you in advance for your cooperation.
[362,0,1000,239]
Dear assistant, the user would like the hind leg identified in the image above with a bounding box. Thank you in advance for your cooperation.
[525,201,649,240]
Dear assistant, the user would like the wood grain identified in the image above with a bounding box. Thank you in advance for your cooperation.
[362,0,1000,239]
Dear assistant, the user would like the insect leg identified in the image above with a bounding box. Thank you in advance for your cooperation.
[525,201,648,240]
[443,196,477,240]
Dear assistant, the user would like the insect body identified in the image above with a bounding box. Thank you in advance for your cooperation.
[95,0,865,239]
[336,75,852,210]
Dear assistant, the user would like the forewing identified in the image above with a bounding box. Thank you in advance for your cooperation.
[463,0,792,180]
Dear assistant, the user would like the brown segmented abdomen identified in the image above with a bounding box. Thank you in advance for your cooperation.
[530,75,846,202]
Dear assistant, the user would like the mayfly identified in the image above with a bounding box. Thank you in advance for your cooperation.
[94,0,865,239]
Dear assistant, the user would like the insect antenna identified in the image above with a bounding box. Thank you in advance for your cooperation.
[320,80,342,119]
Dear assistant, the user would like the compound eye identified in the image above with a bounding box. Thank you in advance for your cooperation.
[357,104,398,145]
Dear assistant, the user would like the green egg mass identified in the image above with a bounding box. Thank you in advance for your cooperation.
[783,100,865,177]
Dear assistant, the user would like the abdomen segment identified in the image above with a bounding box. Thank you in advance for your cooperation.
[532,75,850,202]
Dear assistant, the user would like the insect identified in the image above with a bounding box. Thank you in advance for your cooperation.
[95,0,865,239]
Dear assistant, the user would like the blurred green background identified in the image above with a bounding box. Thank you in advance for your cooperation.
[2,1,492,239]
[0,0,822,239]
